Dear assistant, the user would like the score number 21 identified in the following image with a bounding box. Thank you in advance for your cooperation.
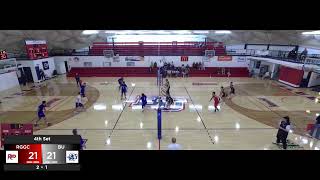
[29,152,56,159]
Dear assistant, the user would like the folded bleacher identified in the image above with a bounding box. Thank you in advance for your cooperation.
[67,67,249,77]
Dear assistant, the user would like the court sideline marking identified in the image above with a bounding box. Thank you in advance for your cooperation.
[184,86,215,144]
[107,86,136,139]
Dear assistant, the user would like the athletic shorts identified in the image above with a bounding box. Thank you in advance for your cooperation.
[76,103,83,108]
[142,102,147,108]
[38,112,45,118]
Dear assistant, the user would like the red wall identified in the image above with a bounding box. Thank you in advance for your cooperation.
[279,66,304,87]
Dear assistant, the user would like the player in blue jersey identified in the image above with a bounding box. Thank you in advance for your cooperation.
[73,129,86,150]
[120,81,128,100]
[80,82,86,97]
[34,101,50,126]
[118,77,124,91]
[140,93,147,111]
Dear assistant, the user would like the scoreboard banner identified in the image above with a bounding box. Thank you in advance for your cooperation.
[181,56,188,62]
[25,40,47,45]
[25,40,49,60]
[0,50,8,60]
[217,56,232,61]
[3,135,81,171]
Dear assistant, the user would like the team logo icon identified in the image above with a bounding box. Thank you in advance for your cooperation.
[6,151,18,163]
[66,151,79,163]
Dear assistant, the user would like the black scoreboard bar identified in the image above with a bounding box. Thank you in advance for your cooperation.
[4,164,81,171]
[4,135,81,144]
[3,135,81,172]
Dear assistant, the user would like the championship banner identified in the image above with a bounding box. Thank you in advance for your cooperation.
[125,56,144,61]
[0,50,8,60]
[181,56,188,62]
[218,56,232,61]
[235,56,247,62]
[42,61,49,70]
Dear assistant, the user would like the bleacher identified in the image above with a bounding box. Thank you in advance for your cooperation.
[67,67,249,77]
[89,42,227,56]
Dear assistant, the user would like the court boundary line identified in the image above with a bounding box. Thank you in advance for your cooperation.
[107,86,136,139]
[184,86,215,144]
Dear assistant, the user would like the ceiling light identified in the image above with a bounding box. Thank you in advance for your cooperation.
[82,30,99,35]
[175,126,179,132]
[214,135,219,142]
[302,30,320,35]
[193,30,209,34]
[106,138,111,145]
[172,30,192,34]
[109,35,206,42]
[215,30,231,34]
[154,30,172,34]
[235,123,240,129]
[94,103,107,110]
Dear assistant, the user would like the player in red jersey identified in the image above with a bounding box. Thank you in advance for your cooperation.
[209,91,220,112]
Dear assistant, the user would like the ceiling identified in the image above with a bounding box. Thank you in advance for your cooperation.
[1,30,320,52]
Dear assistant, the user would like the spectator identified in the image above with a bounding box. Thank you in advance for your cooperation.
[149,62,153,72]
[310,116,320,138]
[221,67,226,75]
[185,66,190,78]
[168,137,182,150]
[39,69,45,81]
[154,62,157,68]
[75,73,81,86]
[300,48,308,62]
[262,71,270,80]
[181,64,186,78]
[227,70,231,77]
[288,47,298,59]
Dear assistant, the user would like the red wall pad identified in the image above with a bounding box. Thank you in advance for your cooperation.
[278,66,304,87]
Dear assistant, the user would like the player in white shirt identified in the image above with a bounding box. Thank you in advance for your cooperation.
[75,92,84,111]
[168,137,182,150]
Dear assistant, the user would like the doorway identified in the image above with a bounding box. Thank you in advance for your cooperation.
[23,67,34,83]
[64,61,69,72]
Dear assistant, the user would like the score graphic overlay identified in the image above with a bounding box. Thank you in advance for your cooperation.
[3,135,81,171]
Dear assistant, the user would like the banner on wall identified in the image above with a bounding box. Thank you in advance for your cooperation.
[113,55,120,62]
[73,57,80,62]
[181,56,189,62]
[278,66,304,87]
[218,56,232,61]
[125,56,144,61]
[0,50,8,60]
[127,62,135,67]
[235,56,247,62]
[42,61,49,70]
